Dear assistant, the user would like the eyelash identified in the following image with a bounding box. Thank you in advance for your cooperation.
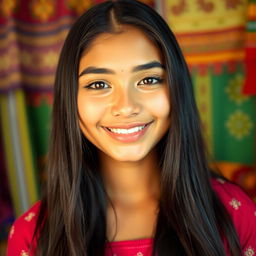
[84,76,164,90]
[139,77,164,86]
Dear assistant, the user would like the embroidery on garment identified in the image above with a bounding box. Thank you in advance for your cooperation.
[244,246,255,256]
[24,212,36,222]
[9,225,15,238]
[136,253,144,256]
[229,198,241,210]
[20,250,29,256]
[216,178,226,184]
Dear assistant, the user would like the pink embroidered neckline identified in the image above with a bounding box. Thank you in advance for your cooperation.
[107,238,153,248]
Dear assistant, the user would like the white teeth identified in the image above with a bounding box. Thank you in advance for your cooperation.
[107,125,146,134]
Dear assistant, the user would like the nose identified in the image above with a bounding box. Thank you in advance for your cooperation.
[111,88,141,117]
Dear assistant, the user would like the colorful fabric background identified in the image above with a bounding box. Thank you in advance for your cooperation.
[0,0,255,252]
[162,0,256,198]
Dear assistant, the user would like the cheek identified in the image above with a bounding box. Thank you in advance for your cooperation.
[144,90,170,118]
[77,96,106,128]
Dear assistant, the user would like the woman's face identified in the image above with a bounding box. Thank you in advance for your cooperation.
[77,25,171,162]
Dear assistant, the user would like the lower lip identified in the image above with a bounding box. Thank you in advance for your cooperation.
[102,122,153,143]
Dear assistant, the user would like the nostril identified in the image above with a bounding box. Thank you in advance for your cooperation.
[111,109,139,117]
[111,103,141,117]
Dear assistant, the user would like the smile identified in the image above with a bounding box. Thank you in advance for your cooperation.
[102,121,153,143]
[106,124,147,134]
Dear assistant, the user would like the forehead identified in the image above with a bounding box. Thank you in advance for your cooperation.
[79,26,163,71]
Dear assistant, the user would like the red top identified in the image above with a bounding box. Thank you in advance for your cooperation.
[7,178,256,256]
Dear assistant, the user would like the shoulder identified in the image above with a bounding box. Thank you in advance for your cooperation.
[7,201,41,256]
[211,177,256,255]
[211,177,256,215]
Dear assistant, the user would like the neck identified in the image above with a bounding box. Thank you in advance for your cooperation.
[99,150,160,205]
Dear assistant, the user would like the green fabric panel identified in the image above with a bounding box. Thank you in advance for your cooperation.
[26,97,52,184]
[247,21,256,32]
[27,102,51,156]
[211,65,256,164]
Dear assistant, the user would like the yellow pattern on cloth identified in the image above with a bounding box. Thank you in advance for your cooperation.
[164,0,247,33]
[30,0,56,22]
[225,74,249,104]
[163,0,247,64]
[225,110,253,140]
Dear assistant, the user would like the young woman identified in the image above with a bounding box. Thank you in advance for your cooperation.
[7,1,256,255]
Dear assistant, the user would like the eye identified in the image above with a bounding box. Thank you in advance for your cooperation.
[138,77,163,86]
[85,81,110,90]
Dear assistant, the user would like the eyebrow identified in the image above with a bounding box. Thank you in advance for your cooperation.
[78,61,165,77]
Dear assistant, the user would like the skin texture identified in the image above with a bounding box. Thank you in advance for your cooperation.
[77,25,171,241]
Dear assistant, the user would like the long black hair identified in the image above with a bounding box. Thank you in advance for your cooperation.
[33,1,242,255]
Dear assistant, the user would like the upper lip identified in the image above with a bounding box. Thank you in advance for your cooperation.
[103,121,153,129]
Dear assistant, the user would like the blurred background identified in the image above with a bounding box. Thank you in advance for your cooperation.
[0,0,255,254]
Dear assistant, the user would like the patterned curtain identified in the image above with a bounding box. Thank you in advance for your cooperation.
[0,0,255,252]
[161,0,256,199]
[0,0,154,249]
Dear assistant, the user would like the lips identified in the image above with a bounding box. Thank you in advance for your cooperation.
[103,120,154,130]
[102,121,154,143]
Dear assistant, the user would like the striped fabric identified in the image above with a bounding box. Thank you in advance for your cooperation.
[0,90,38,214]
[0,0,155,219]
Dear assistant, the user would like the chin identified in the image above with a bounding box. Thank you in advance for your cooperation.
[110,151,149,162]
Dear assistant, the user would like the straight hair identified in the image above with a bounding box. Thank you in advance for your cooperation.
[33,1,242,255]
